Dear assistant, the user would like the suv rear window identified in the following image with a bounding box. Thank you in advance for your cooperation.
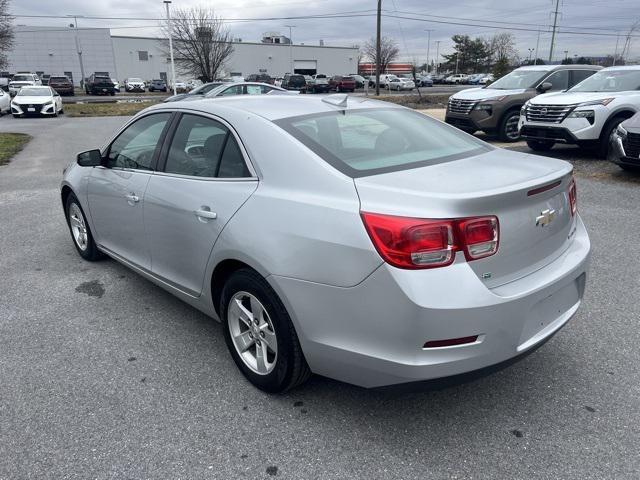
[275,108,490,177]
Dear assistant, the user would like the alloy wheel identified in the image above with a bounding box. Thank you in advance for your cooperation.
[68,203,88,251]
[228,291,278,375]
[504,114,521,140]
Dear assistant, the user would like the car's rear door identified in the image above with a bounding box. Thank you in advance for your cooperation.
[143,112,258,295]
[87,112,172,269]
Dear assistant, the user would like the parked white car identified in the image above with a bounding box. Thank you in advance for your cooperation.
[10,86,63,117]
[446,74,469,84]
[519,66,640,157]
[479,74,495,85]
[0,88,11,115]
[388,77,415,91]
[9,73,42,96]
[368,74,399,87]
[124,78,146,92]
[111,79,120,93]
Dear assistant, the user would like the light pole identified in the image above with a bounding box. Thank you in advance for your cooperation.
[564,50,569,62]
[434,40,441,75]
[284,25,295,74]
[527,48,534,64]
[164,1,177,96]
[424,29,432,73]
[67,15,86,90]
[534,30,541,65]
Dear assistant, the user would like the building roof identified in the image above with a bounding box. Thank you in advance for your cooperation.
[110,35,357,50]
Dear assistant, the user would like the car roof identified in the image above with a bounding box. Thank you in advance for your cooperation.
[600,65,640,71]
[516,64,602,72]
[148,94,402,121]
[20,85,50,89]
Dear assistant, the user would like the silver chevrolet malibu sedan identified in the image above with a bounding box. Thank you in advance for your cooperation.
[61,94,590,392]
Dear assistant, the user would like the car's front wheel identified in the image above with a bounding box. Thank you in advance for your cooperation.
[499,110,522,142]
[65,193,102,261]
[221,268,311,393]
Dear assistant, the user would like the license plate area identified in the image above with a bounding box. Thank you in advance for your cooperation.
[27,107,35,112]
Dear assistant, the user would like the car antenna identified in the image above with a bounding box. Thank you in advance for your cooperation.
[322,94,348,109]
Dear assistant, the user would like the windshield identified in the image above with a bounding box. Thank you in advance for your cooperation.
[12,75,33,82]
[18,88,50,96]
[488,70,546,89]
[275,108,490,177]
[569,70,640,92]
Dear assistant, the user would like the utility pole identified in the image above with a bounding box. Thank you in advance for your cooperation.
[425,29,432,74]
[67,15,86,90]
[548,0,560,63]
[164,1,177,96]
[435,40,441,75]
[534,30,540,65]
[375,0,381,96]
[455,53,459,74]
[285,25,295,74]
[613,33,620,66]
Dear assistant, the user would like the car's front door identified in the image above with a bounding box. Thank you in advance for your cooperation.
[87,112,172,269]
[144,113,258,295]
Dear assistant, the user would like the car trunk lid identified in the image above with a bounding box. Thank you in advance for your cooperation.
[354,148,576,288]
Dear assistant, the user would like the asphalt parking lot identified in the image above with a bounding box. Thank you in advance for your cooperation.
[1,114,639,479]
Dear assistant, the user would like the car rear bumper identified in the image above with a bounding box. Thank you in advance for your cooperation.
[270,216,590,388]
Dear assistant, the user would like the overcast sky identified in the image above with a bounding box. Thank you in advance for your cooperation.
[10,0,640,64]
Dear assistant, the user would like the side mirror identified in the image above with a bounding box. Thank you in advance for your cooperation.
[77,149,104,167]
[537,82,552,93]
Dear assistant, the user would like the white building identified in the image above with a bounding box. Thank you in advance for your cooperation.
[7,26,359,85]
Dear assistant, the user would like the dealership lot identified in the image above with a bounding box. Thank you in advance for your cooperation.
[0,115,639,479]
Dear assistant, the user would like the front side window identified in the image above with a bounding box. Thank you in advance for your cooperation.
[164,114,250,178]
[544,70,569,91]
[570,69,596,87]
[107,113,170,170]
[276,108,490,177]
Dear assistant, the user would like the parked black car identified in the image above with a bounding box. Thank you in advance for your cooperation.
[85,74,116,95]
[245,73,274,85]
[148,79,167,92]
[48,76,74,96]
[281,74,307,92]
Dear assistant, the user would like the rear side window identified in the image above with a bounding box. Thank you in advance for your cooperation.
[275,109,490,178]
[164,114,250,178]
[570,69,597,87]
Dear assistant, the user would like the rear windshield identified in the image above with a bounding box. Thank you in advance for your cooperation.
[49,77,69,81]
[275,108,490,177]
[489,69,546,89]
[12,75,33,81]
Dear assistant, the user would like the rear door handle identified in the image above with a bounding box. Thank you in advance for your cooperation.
[194,208,217,221]
[125,193,139,203]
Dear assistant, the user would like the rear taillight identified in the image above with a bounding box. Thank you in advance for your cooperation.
[568,178,577,217]
[361,212,499,269]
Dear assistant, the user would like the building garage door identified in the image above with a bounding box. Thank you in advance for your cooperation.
[294,60,317,76]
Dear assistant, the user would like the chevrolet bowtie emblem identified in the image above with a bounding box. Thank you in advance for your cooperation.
[536,208,556,227]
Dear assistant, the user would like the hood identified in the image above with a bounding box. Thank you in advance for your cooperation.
[531,90,640,105]
[13,96,52,104]
[451,87,527,101]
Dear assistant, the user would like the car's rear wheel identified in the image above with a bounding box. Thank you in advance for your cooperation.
[499,110,522,142]
[221,268,311,393]
[65,193,102,261]
[526,139,555,152]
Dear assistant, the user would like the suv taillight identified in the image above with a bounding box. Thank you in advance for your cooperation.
[361,212,499,269]
[568,178,577,217]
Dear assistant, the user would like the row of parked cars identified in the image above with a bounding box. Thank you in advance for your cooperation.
[444,64,640,170]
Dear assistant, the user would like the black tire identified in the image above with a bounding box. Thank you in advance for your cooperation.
[65,193,103,261]
[597,116,627,159]
[526,139,555,152]
[221,268,311,393]
[619,164,640,173]
[498,109,522,142]
[12,114,20,118]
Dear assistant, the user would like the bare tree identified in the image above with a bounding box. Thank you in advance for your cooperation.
[0,0,14,71]
[363,36,399,73]
[160,7,233,83]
